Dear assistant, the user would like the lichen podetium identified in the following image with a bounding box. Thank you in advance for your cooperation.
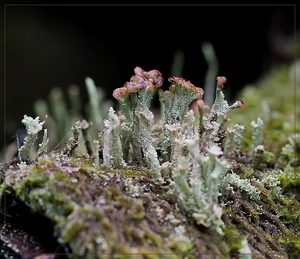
[0,63,299,259]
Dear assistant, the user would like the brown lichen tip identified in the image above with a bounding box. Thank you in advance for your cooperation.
[132,66,164,91]
[216,76,228,90]
[237,99,245,108]
[112,87,129,99]
[119,67,164,94]
[168,76,186,85]
[124,81,147,94]
[168,76,204,97]
[145,69,164,88]
[134,66,144,77]
[196,87,204,100]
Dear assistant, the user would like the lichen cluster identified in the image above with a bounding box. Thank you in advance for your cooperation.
[0,62,299,259]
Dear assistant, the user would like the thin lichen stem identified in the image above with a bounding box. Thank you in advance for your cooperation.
[80,120,93,156]
[202,42,219,106]
[63,120,81,157]
[34,129,49,160]
[93,140,100,167]
[19,115,46,160]
[103,107,126,169]
[85,77,103,131]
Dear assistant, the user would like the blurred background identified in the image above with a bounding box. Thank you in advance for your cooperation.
[1,4,298,159]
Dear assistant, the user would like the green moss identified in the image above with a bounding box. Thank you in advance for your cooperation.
[278,166,300,192]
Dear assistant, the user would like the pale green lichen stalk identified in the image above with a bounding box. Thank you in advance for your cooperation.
[160,76,204,161]
[85,77,105,132]
[232,124,245,156]
[18,115,46,160]
[280,133,300,166]
[63,120,81,156]
[250,117,274,167]
[102,107,126,169]
[180,138,229,235]
[250,117,264,148]
[34,129,49,160]
[197,76,244,151]
[208,76,243,121]
[113,67,163,180]
[93,139,100,167]
[224,124,245,159]
[202,41,219,106]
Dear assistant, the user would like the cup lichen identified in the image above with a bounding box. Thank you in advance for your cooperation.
[0,62,299,258]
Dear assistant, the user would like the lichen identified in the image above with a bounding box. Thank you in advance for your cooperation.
[18,115,46,160]
[0,60,299,258]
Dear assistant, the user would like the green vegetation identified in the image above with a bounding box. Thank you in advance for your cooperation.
[0,59,299,259]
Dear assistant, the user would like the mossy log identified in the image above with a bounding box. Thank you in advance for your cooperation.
[1,62,299,258]
[0,152,300,258]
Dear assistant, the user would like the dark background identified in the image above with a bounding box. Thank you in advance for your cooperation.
[1,3,298,156]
